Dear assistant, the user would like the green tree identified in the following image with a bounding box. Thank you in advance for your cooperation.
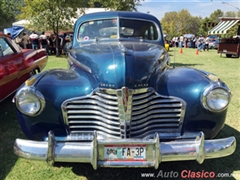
[90,0,143,11]
[19,0,87,56]
[197,17,215,37]
[224,11,237,17]
[188,16,202,36]
[209,9,224,23]
[161,9,202,38]
[161,11,178,37]
[0,0,24,30]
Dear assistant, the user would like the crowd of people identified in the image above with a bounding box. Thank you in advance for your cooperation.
[14,31,71,55]
[169,35,210,52]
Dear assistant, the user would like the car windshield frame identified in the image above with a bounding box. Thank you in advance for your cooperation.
[76,17,160,43]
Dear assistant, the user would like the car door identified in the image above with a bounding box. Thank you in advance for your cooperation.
[0,36,25,101]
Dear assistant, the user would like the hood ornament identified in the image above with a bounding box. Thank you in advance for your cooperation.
[116,87,133,138]
[122,87,129,113]
[117,87,133,117]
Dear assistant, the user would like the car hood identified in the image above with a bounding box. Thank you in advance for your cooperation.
[69,41,169,89]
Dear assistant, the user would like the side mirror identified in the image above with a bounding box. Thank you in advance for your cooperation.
[64,42,72,55]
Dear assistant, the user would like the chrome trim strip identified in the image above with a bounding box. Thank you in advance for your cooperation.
[14,131,236,169]
[69,121,120,130]
[67,105,119,116]
[69,100,118,110]
[68,112,119,121]
[70,125,120,135]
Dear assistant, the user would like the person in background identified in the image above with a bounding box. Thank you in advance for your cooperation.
[56,35,63,55]
[171,37,175,47]
[15,34,23,48]
[191,35,196,48]
[197,35,205,52]
[22,32,30,49]
[48,34,56,55]
[6,33,12,39]
[175,37,179,47]
[29,31,40,49]
[184,37,188,48]
[39,32,49,55]
[179,35,184,48]
[61,33,66,55]
[204,36,209,51]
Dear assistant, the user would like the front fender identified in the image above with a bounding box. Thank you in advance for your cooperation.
[156,67,228,138]
[36,68,97,105]
[16,68,98,140]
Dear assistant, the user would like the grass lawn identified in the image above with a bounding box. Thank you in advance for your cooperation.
[0,48,239,180]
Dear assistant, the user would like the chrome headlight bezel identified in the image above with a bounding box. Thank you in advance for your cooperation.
[15,87,45,116]
[201,84,231,112]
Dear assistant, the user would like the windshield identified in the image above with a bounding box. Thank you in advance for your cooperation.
[77,18,159,41]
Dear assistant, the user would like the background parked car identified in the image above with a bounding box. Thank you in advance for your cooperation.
[208,39,220,49]
[0,32,48,102]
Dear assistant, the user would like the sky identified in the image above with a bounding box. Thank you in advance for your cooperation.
[137,0,240,20]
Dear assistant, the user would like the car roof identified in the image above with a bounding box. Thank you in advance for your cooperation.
[75,11,161,28]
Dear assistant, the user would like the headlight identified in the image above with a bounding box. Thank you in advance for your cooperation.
[202,87,231,112]
[15,88,45,116]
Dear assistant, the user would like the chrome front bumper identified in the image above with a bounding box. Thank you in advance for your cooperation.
[14,131,236,169]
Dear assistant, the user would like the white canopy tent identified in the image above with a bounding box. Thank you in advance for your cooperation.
[12,19,30,27]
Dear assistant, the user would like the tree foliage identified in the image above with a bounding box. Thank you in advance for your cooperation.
[224,11,237,17]
[161,9,202,37]
[161,7,240,39]
[19,0,86,33]
[198,17,211,37]
[0,0,24,30]
[209,9,224,23]
[17,0,144,56]
[89,0,144,11]
[18,0,88,56]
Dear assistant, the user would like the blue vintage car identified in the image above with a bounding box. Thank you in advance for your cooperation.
[13,11,236,169]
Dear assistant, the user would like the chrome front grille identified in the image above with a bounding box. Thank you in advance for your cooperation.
[62,88,185,140]
[130,90,184,138]
[63,90,120,139]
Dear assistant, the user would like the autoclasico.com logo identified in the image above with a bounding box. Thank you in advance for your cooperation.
[140,170,240,179]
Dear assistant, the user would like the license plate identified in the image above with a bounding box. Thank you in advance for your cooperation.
[104,144,146,161]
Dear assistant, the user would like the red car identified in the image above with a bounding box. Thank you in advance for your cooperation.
[0,33,48,102]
